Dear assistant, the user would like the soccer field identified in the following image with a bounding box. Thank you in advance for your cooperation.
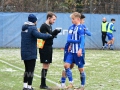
[0,48,120,90]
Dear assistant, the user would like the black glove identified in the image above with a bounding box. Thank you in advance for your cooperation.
[51,29,61,38]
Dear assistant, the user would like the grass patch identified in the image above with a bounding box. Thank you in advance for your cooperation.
[0,48,120,90]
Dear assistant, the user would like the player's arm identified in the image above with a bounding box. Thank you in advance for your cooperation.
[77,27,85,57]
[77,35,85,57]
[67,34,80,43]
[110,24,116,31]
[83,25,91,36]
[85,30,91,36]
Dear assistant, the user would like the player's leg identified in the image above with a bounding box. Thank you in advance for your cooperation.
[60,69,67,88]
[60,63,74,88]
[112,37,115,44]
[110,37,114,50]
[107,34,114,50]
[105,33,112,48]
[64,53,74,88]
[75,54,86,90]
[78,68,86,90]
[60,49,68,87]
[60,63,74,85]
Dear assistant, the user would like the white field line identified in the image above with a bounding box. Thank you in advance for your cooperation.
[0,60,60,87]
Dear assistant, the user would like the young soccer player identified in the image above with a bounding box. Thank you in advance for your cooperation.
[104,18,116,50]
[60,14,91,90]
[62,12,86,90]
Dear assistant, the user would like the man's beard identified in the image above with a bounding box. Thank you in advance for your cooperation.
[49,21,53,25]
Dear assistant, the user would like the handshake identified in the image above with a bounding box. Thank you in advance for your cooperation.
[51,28,62,38]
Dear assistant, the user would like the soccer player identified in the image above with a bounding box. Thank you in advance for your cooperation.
[101,17,108,49]
[60,14,91,90]
[39,12,61,89]
[21,14,52,90]
[104,18,116,50]
[62,12,86,90]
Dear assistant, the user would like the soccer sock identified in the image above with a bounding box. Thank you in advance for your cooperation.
[80,72,86,86]
[28,85,31,89]
[105,44,108,48]
[110,44,113,46]
[23,83,27,88]
[65,68,73,83]
[41,69,48,86]
[61,77,66,83]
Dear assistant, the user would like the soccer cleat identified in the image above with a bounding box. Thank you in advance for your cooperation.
[23,88,28,90]
[101,46,105,50]
[110,45,114,50]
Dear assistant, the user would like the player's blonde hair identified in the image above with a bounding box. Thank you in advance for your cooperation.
[70,12,81,18]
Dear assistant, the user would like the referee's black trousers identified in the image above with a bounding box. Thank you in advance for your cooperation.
[23,59,36,85]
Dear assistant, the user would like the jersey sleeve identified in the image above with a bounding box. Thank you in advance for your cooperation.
[85,30,91,36]
[77,26,85,50]
[110,24,114,31]
[79,36,85,50]
[83,24,91,36]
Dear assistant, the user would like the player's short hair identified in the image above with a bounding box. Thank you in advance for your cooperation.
[81,14,85,19]
[70,12,81,18]
[47,12,57,19]
[111,18,115,21]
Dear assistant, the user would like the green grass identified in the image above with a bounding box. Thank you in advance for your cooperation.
[0,48,120,90]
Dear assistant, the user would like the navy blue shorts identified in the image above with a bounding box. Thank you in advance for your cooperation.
[65,52,85,68]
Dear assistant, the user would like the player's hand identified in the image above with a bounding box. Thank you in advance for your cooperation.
[77,49,82,57]
[113,30,116,32]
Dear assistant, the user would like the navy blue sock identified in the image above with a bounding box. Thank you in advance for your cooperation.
[61,77,66,83]
[80,72,86,86]
[65,68,73,82]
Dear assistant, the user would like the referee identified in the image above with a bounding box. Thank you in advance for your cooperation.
[39,12,58,89]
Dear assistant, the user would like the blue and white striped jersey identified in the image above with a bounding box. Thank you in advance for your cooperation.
[67,24,85,53]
